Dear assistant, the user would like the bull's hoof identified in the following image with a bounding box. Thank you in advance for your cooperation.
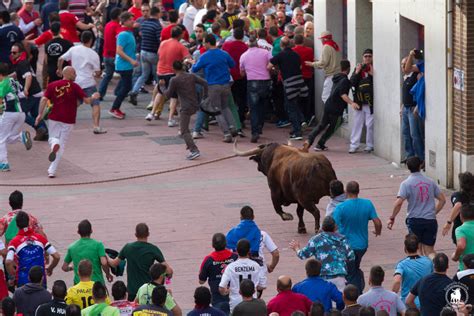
[281,213,294,221]
[298,226,307,234]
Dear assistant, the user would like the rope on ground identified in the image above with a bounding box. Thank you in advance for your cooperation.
[0,154,238,188]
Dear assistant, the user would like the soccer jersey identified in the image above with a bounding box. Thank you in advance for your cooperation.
[6,228,56,287]
[66,281,111,309]
[135,282,176,311]
[111,300,138,316]
[0,78,21,112]
[218,258,264,311]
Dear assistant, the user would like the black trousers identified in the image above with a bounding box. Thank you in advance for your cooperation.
[307,111,342,147]
[231,78,247,124]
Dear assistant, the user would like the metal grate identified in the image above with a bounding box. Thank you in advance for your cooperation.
[150,136,185,145]
[119,131,149,137]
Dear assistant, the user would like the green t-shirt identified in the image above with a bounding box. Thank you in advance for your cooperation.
[272,36,283,57]
[135,283,176,310]
[119,241,165,296]
[81,303,119,316]
[0,78,21,112]
[65,238,107,284]
[455,220,474,270]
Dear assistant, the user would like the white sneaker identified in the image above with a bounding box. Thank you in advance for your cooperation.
[192,131,204,139]
[146,102,153,110]
[145,113,154,121]
[348,147,358,154]
[168,119,177,127]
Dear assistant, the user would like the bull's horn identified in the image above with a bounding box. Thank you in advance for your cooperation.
[233,139,264,156]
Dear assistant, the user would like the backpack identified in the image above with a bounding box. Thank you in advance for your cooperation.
[355,75,373,106]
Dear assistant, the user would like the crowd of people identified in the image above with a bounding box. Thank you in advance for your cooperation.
[0,159,473,316]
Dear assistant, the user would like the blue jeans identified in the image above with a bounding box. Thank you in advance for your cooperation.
[284,92,304,136]
[247,80,271,136]
[21,96,47,131]
[98,57,115,98]
[402,106,425,160]
[346,248,366,294]
[131,51,158,94]
[112,70,133,110]
[131,53,142,89]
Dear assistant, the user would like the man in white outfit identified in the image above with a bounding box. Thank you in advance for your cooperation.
[35,66,99,178]
[307,31,341,103]
[0,63,32,172]
[349,48,374,154]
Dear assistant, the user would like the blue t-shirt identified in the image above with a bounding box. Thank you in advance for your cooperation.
[394,255,433,307]
[332,198,378,250]
[191,48,235,85]
[292,276,344,312]
[115,30,136,71]
[0,23,24,63]
[187,306,225,316]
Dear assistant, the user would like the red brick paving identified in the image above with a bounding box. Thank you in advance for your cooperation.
[0,96,455,311]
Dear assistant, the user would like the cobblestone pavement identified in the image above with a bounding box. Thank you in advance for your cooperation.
[0,84,455,311]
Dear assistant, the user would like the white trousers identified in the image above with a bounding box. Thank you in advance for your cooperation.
[48,119,73,175]
[350,104,374,150]
[326,276,346,293]
[0,112,25,164]
[321,75,334,103]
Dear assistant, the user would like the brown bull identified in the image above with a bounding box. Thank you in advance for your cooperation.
[234,141,337,233]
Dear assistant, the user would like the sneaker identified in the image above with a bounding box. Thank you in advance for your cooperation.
[289,134,303,140]
[48,173,55,178]
[250,134,259,143]
[21,131,32,150]
[33,127,48,141]
[129,93,137,106]
[186,151,200,160]
[93,127,107,134]
[277,120,291,128]
[348,147,358,154]
[364,147,374,153]
[223,134,232,143]
[314,144,328,151]
[168,119,177,127]
[146,102,153,110]
[145,113,154,121]
[153,113,160,120]
[230,129,238,137]
[116,109,126,117]
[301,122,308,131]
[192,131,204,139]
[237,129,246,137]
[139,87,149,94]
[109,109,125,119]
[49,144,60,162]
[209,117,218,125]
[0,163,10,172]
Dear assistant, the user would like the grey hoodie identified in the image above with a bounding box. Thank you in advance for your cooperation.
[13,283,52,316]
[326,193,346,217]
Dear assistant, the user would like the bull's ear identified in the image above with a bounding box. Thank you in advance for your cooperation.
[249,155,259,162]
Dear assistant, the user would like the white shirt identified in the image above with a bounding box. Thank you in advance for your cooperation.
[259,231,278,264]
[60,44,100,89]
[257,39,273,53]
[219,258,264,311]
[182,5,198,35]
[193,8,207,29]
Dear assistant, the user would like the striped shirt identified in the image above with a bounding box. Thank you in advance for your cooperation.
[140,18,162,53]
[68,0,88,21]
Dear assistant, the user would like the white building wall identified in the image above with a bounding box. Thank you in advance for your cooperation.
[371,0,447,185]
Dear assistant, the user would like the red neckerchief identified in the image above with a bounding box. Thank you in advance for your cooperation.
[10,51,27,65]
[324,39,340,52]
[17,227,34,236]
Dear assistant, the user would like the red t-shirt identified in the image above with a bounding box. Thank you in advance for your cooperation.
[221,40,248,80]
[45,80,86,124]
[128,6,142,20]
[103,20,122,58]
[157,38,190,74]
[33,28,71,46]
[59,11,80,43]
[267,291,313,316]
[160,23,190,42]
[293,45,314,79]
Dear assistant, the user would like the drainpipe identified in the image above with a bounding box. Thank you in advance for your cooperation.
[447,0,454,188]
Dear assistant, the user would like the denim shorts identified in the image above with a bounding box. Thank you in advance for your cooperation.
[406,217,438,246]
[83,86,100,106]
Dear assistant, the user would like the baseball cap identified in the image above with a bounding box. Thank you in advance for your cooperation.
[23,0,34,3]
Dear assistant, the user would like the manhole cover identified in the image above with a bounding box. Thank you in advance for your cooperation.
[119,131,149,137]
[150,136,185,145]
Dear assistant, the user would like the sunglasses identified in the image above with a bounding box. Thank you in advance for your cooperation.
[11,51,19,54]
